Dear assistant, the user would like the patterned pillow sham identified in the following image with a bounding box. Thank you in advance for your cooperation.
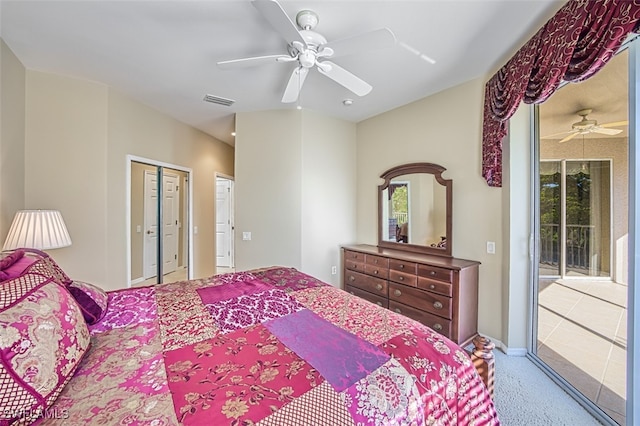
[0,261,91,425]
[66,280,109,325]
[4,248,108,324]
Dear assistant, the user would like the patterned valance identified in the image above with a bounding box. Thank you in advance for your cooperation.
[482,0,640,187]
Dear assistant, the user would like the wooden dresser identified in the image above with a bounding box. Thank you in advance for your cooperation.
[342,244,480,347]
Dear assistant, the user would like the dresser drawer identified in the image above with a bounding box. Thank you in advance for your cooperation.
[365,254,389,268]
[388,282,452,318]
[346,285,388,309]
[389,301,451,337]
[389,258,417,274]
[417,277,452,297]
[417,264,453,283]
[388,270,417,287]
[344,250,365,262]
[345,259,365,273]
[364,264,389,279]
[344,270,388,297]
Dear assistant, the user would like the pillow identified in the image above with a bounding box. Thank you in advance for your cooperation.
[66,280,109,325]
[0,260,90,425]
[20,248,73,285]
[0,249,25,269]
[0,250,37,282]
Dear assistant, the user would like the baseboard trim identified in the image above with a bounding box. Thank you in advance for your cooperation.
[480,335,527,356]
[130,277,145,285]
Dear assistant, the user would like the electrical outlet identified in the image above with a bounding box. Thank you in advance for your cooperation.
[486,241,496,254]
[331,266,337,275]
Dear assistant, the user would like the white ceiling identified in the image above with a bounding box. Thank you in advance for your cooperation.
[0,0,567,146]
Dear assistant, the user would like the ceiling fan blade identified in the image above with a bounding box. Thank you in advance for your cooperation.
[593,127,623,135]
[541,130,572,139]
[217,54,292,69]
[599,120,629,128]
[559,131,580,143]
[252,0,307,47]
[323,28,396,58]
[317,61,372,96]
[282,67,309,103]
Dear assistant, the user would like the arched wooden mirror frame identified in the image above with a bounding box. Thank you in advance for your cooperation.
[378,162,452,257]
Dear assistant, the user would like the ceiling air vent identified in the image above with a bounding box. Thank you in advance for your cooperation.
[203,94,235,107]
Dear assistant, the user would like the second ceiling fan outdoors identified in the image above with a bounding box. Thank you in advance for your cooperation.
[217,0,397,103]
[543,109,628,143]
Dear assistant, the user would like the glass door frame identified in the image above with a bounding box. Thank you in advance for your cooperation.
[528,39,639,425]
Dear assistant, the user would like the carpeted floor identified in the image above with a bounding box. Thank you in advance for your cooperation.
[493,349,604,425]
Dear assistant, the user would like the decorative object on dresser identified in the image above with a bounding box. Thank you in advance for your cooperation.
[344,161,495,397]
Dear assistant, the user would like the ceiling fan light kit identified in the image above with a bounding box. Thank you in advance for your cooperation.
[217,0,401,104]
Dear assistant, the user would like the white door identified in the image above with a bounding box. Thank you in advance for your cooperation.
[143,170,158,279]
[163,173,179,274]
[216,177,233,267]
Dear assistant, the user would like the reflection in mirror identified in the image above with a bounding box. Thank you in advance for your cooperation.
[378,163,452,257]
[130,160,190,286]
[381,174,447,246]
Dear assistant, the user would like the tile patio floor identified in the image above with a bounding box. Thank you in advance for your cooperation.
[537,278,627,425]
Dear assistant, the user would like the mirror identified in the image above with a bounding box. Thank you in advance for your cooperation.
[129,159,191,286]
[378,163,452,257]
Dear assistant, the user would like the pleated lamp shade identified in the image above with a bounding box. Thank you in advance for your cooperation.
[3,210,72,251]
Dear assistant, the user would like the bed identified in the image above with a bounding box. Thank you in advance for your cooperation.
[1,249,499,425]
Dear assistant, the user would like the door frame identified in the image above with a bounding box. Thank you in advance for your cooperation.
[215,172,235,269]
[538,158,614,280]
[528,41,638,425]
[126,155,193,287]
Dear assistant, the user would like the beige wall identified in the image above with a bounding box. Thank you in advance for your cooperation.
[15,70,234,291]
[356,78,505,341]
[235,109,357,286]
[0,40,26,243]
[25,71,110,285]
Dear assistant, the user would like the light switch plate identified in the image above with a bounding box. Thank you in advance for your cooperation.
[487,241,496,254]
[242,232,252,241]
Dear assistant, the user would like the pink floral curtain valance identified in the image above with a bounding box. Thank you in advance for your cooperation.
[482,0,640,187]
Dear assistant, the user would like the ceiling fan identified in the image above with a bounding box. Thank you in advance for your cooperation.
[542,109,628,143]
[217,0,397,103]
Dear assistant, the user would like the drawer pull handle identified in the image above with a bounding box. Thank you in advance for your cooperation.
[429,284,435,290]
[349,275,355,282]
[399,276,404,281]
[376,284,383,291]
[376,301,383,307]
[399,264,405,269]
[373,270,379,275]
[433,301,443,309]
[350,292,354,295]
[393,289,402,297]
[394,308,402,314]
[430,271,436,276]
[433,323,443,331]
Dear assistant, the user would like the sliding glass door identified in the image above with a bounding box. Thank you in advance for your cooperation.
[531,48,629,425]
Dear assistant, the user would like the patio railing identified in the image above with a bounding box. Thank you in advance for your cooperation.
[540,224,594,271]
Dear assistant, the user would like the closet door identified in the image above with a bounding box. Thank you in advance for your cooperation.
[130,160,190,286]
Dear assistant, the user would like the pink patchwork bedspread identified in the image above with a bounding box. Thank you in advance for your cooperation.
[43,267,499,425]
